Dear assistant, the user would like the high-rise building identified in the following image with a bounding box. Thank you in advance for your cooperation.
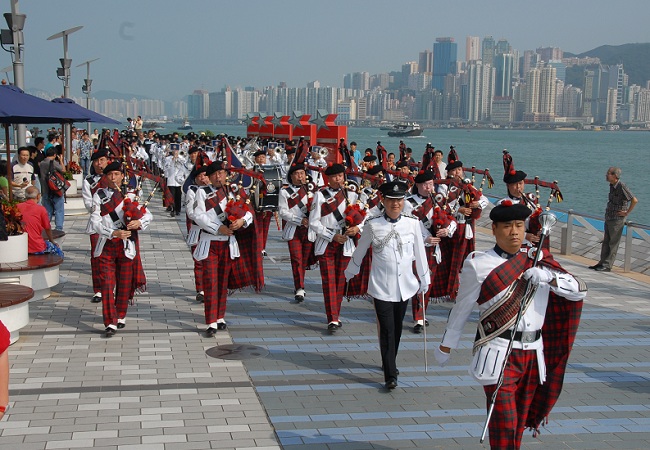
[432,37,457,92]
[466,36,480,61]
[548,60,567,83]
[187,90,209,119]
[419,50,432,73]
[524,67,541,114]
[522,50,539,80]
[635,89,650,121]
[536,47,563,62]
[464,60,494,122]
[494,53,515,98]
[481,36,496,66]
[495,39,511,55]
[402,61,419,88]
[539,66,557,114]
[209,88,233,119]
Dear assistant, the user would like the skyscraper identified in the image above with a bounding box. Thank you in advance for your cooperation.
[419,49,433,73]
[481,36,496,66]
[466,36,480,61]
[465,60,494,122]
[432,37,457,92]
[494,53,514,98]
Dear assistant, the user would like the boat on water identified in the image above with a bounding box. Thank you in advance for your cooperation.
[386,122,423,137]
[179,119,192,130]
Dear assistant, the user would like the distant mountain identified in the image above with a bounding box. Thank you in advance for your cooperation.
[92,90,153,101]
[564,43,650,89]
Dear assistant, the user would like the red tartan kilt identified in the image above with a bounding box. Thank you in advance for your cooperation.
[228,224,264,291]
[347,247,371,297]
[288,225,318,269]
[446,227,469,300]
[525,295,583,429]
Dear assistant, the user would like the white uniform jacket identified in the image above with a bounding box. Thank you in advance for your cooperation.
[192,185,253,261]
[345,214,430,302]
[438,183,488,239]
[185,184,201,246]
[278,183,315,241]
[89,188,152,259]
[82,173,104,234]
[309,186,361,257]
[404,193,457,262]
[441,248,586,385]
[164,155,188,187]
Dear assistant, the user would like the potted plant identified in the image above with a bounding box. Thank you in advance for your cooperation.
[68,161,84,185]
[0,199,28,263]
[63,170,78,195]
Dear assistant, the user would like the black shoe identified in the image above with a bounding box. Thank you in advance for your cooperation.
[217,322,227,330]
[170,210,176,218]
[327,322,339,332]
[594,266,611,272]
[261,250,268,257]
[294,288,305,303]
[196,292,204,303]
[588,264,603,270]
[413,324,423,334]
[117,322,125,329]
[175,211,181,216]
[385,378,398,390]
[104,327,116,338]
[425,319,429,326]
[91,294,102,303]
[205,327,217,337]
[166,206,172,212]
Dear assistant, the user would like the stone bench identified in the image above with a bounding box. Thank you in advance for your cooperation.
[0,284,34,344]
[0,254,63,301]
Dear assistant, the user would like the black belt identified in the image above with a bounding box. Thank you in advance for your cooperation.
[475,329,542,344]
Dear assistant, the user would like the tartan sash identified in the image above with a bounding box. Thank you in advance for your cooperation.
[99,189,124,217]
[205,187,228,220]
[411,196,435,225]
[320,188,346,225]
[286,185,308,211]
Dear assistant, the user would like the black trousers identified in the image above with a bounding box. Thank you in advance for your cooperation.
[373,298,409,382]
[168,185,182,213]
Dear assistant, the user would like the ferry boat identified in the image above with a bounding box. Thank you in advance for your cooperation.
[179,119,193,130]
[387,122,423,137]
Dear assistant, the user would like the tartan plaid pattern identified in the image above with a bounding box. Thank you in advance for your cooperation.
[89,233,102,293]
[228,223,264,292]
[98,238,134,327]
[347,242,370,298]
[99,189,123,216]
[287,225,316,290]
[483,349,540,450]
[317,241,349,322]
[255,210,273,250]
[525,294,584,431]
[437,227,470,301]
[202,240,232,323]
[160,178,174,208]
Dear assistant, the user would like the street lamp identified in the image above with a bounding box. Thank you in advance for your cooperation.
[0,0,27,147]
[47,25,82,163]
[77,58,99,134]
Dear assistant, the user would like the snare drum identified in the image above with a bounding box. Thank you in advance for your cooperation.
[252,164,284,211]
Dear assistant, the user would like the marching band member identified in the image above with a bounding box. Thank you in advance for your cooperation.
[184,166,210,303]
[192,161,255,336]
[82,148,110,303]
[164,143,188,217]
[89,161,153,337]
[252,149,273,256]
[306,146,327,187]
[345,181,430,389]
[502,151,542,244]
[278,162,316,303]
[404,170,457,333]
[309,163,361,331]
[436,202,586,449]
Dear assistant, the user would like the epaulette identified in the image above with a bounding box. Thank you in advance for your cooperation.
[402,212,418,220]
[200,185,212,193]
[367,215,382,222]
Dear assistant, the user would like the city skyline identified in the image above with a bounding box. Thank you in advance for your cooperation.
[3,0,650,101]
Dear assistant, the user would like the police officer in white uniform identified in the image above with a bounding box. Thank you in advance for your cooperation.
[345,181,430,389]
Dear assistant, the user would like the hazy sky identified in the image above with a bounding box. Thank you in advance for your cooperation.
[4,0,650,101]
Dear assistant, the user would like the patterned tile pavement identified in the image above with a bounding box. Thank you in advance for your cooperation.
[1,190,649,449]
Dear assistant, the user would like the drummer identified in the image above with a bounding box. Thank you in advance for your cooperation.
[252,149,273,257]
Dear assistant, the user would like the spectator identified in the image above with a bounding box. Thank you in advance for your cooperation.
[29,144,45,192]
[16,186,64,257]
[0,160,8,201]
[38,147,65,231]
[78,132,93,177]
[589,166,638,272]
[11,147,35,201]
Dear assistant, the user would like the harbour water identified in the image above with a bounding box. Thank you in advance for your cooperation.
[157,124,650,226]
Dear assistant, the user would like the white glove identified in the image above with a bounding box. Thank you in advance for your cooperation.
[523,267,554,286]
[435,347,450,367]
[417,281,429,294]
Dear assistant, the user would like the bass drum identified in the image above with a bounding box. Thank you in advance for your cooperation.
[251,164,284,211]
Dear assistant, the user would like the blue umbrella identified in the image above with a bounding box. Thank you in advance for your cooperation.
[50,97,120,125]
[0,84,84,124]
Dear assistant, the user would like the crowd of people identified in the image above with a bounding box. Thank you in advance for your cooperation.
[9,125,645,448]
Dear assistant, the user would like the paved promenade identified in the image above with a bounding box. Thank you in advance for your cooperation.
[1,195,649,449]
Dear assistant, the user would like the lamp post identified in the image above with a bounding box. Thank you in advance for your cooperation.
[47,25,82,164]
[77,58,99,134]
[0,0,27,147]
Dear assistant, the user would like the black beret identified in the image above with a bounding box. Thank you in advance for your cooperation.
[285,147,296,155]
[91,149,109,161]
[253,150,266,158]
[503,170,527,184]
[205,161,228,176]
[396,160,409,169]
[378,181,409,199]
[489,201,531,223]
[366,165,383,176]
[363,155,377,162]
[287,163,305,177]
[324,163,345,176]
[188,146,200,155]
[414,170,434,184]
[103,161,123,175]
[446,160,463,171]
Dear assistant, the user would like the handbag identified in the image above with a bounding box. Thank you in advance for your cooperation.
[47,160,70,197]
